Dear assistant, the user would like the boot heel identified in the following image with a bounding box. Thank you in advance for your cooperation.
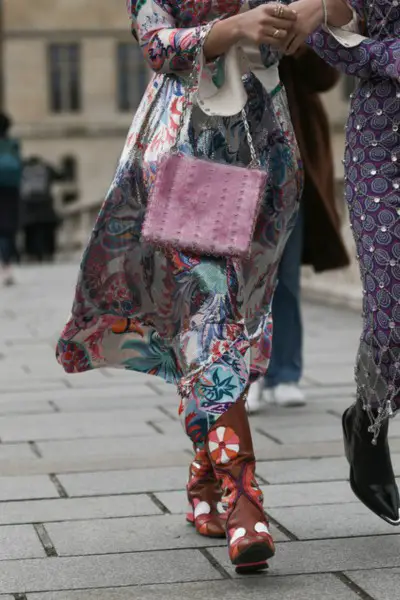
[233,541,274,574]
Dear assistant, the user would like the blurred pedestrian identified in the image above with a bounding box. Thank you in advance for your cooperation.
[21,157,60,263]
[247,47,350,412]
[0,113,22,286]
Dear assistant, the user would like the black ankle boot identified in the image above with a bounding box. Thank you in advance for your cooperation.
[342,401,400,525]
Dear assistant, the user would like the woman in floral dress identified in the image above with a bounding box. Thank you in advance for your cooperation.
[56,0,351,571]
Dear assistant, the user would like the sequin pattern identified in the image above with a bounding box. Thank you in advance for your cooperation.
[309,0,400,439]
[56,0,301,445]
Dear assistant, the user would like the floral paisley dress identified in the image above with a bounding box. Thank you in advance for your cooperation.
[309,0,400,438]
[56,0,301,445]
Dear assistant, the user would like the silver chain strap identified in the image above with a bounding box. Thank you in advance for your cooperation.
[171,26,260,168]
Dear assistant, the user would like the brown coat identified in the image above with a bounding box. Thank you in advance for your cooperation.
[279,50,350,273]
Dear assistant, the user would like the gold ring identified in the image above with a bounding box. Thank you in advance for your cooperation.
[273,29,281,38]
[278,5,284,17]
[274,5,280,16]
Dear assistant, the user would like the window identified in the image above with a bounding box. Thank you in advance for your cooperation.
[48,44,81,113]
[117,43,147,112]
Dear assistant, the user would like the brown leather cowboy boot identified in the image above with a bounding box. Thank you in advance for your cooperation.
[207,394,275,572]
[186,446,226,537]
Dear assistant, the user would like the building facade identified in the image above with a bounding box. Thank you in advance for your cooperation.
[3,1,360,301]
[3,0,148,250]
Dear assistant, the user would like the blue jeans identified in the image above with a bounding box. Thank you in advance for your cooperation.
[265,207,303,388]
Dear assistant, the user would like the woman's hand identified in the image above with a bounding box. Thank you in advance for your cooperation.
[237,3,298,46]
[204,3,297,60]
[283,0,353,55]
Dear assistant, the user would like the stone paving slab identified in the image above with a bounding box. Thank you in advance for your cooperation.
[257,455,400,484]
[258,424,345,444]
[249,409,340,428]
[254,441,349,461]
[0,443,37,460]
[0,495,161,525]
[300,385,355,399]
[304,364,355,386]
[36,435,191,460]
[208,535,400,576]
[301,349,356,364]
[0,550,222,594]
[310,399,356,415]
[265,480,355,507]
[0,363,71,381]
[270,503,397,540]
[26,574,361,600]
[52,395,163,413]
[45,515,288,557]
[0,364,34,378]
[386,418,400,437]
[63,372,158,389]
[256,456,348,484]
[0,323,37,340]
[58,467,189,496]
[0,411,157,442]
[346,568,400,600]
[0,386,178,407]
[0,400,55,415]
[0,475,58,501]
[156,480,355,515]
[1,380,68,393]
[52,406,168,422]
[46,516,221,556]
[144,419,191,436]
[0,453,192,477]
[0,525,46,560]
[103,369,168,384]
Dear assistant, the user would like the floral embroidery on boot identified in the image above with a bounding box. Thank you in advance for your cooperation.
[208,426,240,464]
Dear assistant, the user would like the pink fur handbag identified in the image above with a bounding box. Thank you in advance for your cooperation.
[142,149,267,259]
[142,43,267,260]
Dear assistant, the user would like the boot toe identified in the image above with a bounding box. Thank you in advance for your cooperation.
[197,516,226,538]
[353,478,400,526]
[370,484,400,525]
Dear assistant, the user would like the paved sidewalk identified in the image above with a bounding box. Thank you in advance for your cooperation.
[0,264,399,599]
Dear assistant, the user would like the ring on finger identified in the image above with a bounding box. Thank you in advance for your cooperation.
[273,28,281,38]
[273,4,280,16]
[278,5,284,17]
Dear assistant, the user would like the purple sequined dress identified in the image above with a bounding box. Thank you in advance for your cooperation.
[309,0,400,438]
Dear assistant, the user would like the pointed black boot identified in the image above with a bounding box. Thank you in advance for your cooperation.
[343,401,400,525]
